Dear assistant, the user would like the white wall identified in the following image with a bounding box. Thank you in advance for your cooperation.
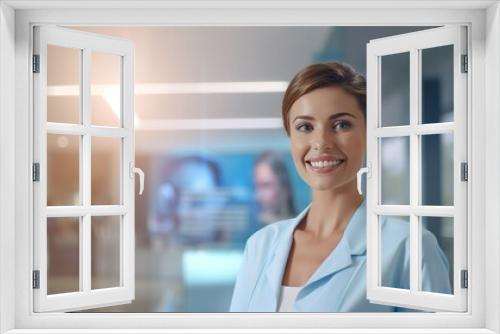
[485,2,500,332]
[0,2,16,333]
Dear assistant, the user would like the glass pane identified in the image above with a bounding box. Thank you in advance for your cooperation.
[91,52,121,127]
[91,137,121,205]
[47,217,80,294]
[421,45,454,124]
[381,52,410,127]
[91,216,121,289]
[421,133,454,206]
[380,215,410,289]
[47,134,80,206]
[47,45,81,124]
[380,137,410,205]
[72,26,444,314]
[420,217,453,294]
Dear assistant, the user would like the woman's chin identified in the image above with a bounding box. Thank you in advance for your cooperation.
[307,177,357,193]
[308,181,339,192]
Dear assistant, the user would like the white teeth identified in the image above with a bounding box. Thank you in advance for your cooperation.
[310,160,343,168]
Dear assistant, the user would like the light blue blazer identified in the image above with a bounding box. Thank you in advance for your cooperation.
[229,199,451,312]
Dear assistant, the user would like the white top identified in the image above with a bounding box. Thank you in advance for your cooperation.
[277,285,302,312]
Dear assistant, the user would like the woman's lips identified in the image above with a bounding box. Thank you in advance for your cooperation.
[305,160,344,174]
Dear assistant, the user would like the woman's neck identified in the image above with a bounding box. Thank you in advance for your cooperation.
[302,180,363,240]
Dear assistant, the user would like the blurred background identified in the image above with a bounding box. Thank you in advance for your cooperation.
[45,26,454,312]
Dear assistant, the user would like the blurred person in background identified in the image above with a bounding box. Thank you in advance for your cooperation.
[253,151,296,226]
[150,156,224,246]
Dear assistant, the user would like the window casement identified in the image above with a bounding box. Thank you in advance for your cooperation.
[365,26,468,312]
[32,26,142,312]
[2,2,498,333]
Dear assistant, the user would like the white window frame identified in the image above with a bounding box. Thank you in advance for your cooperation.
[33,26,136,312]
[366,26,468,312]
[0,1,499,333]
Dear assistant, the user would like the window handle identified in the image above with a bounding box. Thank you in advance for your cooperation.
[129,162,145,195]
[356,162,371,195]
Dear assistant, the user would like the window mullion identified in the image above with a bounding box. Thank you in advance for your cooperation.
[122,51,134,292]
[374,122,454,137]
[46,123,128,138]
[81,47,91,294]
[409,48,420,293]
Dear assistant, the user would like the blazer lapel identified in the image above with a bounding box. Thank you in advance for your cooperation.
[298,199,367,297]
[259,199,367,311]
[262,203,311,311]
[302,239,353,288]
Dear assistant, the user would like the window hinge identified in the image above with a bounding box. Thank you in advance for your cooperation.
[461,54,468,73]
[32,270,40,289]
[32,163,40,182]
[461,162,468,181]
[461,269,468,289]
[32,55,40,73]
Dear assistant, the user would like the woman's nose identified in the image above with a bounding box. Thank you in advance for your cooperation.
[312,130,335,150]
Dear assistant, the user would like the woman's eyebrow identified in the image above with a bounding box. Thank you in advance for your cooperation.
[293,112,357,122]
[329,112,357,120]
[293,115,315,122]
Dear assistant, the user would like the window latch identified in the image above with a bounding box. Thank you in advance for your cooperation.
[129,162,145,195]
[356,162,371,195]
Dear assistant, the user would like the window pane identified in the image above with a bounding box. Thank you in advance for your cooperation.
[47,217,80,294]
[421,133,454,206]
[380,137,410,205]
[47,134,80,206]
[91,137,121,205]
[91,52,121,127]
[91,216,121,289]
[421,45,454,124]
[380,215,410,290]
[70,25,440,313]
[47,45,81,124]
[381,52,410,127]
[420,217,453,294]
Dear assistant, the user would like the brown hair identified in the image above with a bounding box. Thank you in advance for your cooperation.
[281,62,366,136]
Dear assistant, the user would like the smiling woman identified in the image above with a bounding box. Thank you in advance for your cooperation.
[229,62,451,312]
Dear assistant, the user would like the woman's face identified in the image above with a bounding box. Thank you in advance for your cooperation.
[288,86,366,192]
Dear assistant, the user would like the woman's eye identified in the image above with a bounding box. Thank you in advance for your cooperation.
[333,120,352,130]
[296,123,313,132]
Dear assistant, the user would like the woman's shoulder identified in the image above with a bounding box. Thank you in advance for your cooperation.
[246,217,296,250]
[380,215,445,258]
[230,218,296,312]
[380,215,410,244]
